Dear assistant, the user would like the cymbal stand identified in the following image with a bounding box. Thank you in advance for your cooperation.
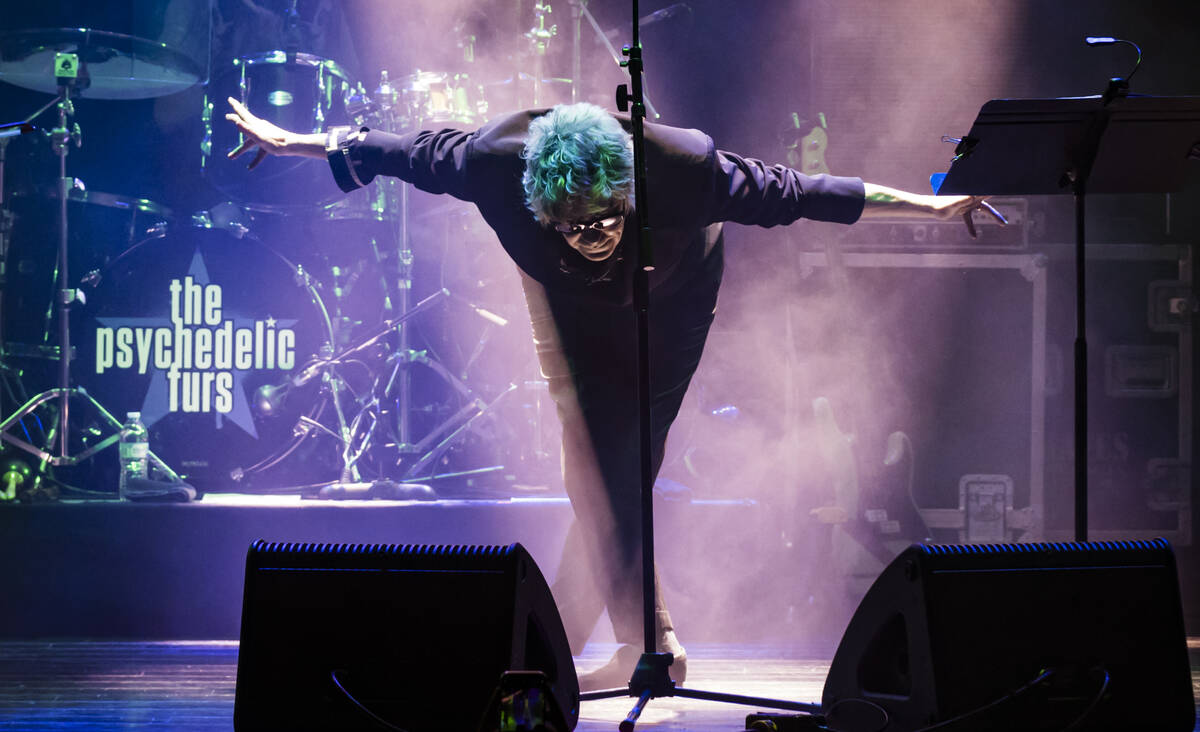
[525,1,557,107]
[360,76,513,485]
[567,0,660,118]
[306,76,481,489]
[0,63,183,486]
[284,287,448,483]
[366,73,421,456]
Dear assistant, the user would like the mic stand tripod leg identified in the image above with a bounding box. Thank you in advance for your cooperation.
[620,689,653,732]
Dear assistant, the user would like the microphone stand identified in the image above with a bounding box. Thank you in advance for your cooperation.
[576,3,821,729]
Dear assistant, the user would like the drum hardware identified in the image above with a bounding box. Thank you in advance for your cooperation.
[476,1,572,115]
[568,0,661,118]
[0,134,20,416]
[0,455,31,501]
[394,70,487,128]
[353,71,428,465]
[396,380,517,482]
[202,51,356,211]
[332,68,553,491]
[268,272,524,492]
[525,1,558,107]
[82,212,342,493]
[0,25,209,100]
[269,287,452,489]
[0,59,184,491]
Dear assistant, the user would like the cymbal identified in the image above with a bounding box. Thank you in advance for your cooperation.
[0,28,205,99]
[14,185,173,220]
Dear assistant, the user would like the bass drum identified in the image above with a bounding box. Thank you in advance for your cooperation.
[3,188,172,358]
[74,224,337,492]
[203,52,355,212]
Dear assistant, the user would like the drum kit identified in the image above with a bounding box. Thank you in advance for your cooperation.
[0,1,655,500]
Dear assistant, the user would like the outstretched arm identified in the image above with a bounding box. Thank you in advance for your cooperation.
[223,97,474,199]
[224,97,327,168]
[709,151,1003,235]
[861,182,1006,234]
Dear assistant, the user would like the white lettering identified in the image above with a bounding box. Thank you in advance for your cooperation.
[154,328,172,370]
[183,277,203,326]
[173,326,193,370]
[195,329,212,370]
[135,328,153,374]
[205,284,222,325]
[116,329,134,369]
[215,371,233,413]
[169,280,183,327]
[95,328,114,374]
[214,321,233,369]
[278,329,295,370]
[167,368,181,412]
[95,273,307,415]
[235,328,253,370]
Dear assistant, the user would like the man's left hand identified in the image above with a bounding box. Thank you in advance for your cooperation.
[861,183,1007,239]
[932,195,1008,238]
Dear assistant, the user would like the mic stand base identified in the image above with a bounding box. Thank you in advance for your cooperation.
[316,479,436,501]
[579,652,822,732]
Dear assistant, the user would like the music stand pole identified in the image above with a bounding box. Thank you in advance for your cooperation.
[1073,180,1088,541]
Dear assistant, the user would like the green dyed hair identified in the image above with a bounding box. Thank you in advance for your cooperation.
[521,103,634,226]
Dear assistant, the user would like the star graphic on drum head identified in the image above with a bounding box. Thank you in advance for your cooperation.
[96,250,296,440]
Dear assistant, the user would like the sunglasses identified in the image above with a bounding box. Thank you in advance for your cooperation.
[552,213,625,237]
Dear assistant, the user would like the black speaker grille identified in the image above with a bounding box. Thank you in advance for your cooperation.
[245,540,523,571]
[249,539,517,557]
[914,537,1169,555]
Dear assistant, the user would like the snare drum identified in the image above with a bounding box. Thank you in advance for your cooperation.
[203,52,355,212]
[75,224,337,491]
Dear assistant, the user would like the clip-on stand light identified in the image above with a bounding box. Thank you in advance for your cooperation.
[575,4,827,729]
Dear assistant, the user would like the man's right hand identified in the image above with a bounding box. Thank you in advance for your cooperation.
[224,97,326,168]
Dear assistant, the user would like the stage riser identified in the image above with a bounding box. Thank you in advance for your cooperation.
[1,497,772,641]
[3,500,574,639]
[6,498,1197,640]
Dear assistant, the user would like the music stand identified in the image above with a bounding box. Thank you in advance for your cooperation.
[935,94,1200,541]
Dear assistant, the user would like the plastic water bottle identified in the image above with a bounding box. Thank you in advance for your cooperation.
[118,412,149,499]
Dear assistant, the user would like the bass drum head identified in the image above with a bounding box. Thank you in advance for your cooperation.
[75,226,336,492]
[204,52,354,212]
[3,188,172,352]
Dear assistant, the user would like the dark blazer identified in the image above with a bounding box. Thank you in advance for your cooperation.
[329,109,865,306]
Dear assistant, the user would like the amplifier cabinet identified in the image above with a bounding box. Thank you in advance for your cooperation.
[1042,243,1193,545]
[788,251,1050,544]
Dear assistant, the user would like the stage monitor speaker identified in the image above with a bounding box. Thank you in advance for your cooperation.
[233,541,579,732]
[821,538,1195,732]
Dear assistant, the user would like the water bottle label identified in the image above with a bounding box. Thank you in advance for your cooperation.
[120,443,149,460]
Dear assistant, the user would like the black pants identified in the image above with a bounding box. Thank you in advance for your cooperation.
[521,246,723,652]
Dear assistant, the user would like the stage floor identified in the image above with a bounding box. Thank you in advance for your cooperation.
[1,640,1197,731]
